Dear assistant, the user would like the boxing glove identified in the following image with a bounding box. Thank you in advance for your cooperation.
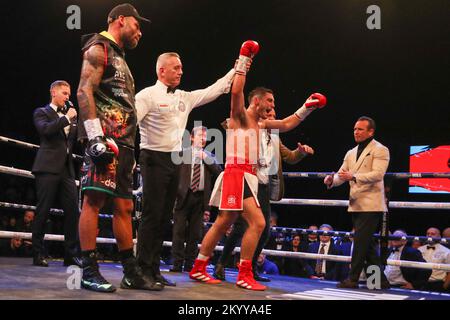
[84,118,119,166]
[304,93,327,109]
[294,93,327,121]
[235,40,260,75]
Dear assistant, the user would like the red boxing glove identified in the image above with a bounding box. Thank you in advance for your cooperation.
[235,40,260,75]
[305,93,327,109]
[240,40,260,58]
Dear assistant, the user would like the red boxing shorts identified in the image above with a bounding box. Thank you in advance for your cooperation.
[209,157,260,211]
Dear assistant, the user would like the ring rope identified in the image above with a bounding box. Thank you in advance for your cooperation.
[0,135,83,160]
[1,202,447,245]
[2,166,447,210]
[0,202,117,219]
[0,231,448,272]
[0,165,80,186]
[283,172,450,179]
[273,198,450,210]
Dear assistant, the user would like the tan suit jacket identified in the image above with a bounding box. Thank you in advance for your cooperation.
[330,139,389,212]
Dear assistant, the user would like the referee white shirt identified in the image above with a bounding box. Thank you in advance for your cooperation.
[136,69,235,152]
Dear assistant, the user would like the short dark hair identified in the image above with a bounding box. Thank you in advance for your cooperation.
[49,80,70,102]
[357,116,376,131]
[248,87,273,105]
[50,80,70,91]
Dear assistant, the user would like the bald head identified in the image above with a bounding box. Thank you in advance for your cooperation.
[443,227,450,238]
[426,227,441,238]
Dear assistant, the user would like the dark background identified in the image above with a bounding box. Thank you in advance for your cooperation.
[1,0,449,236]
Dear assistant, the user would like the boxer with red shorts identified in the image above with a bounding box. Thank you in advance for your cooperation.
[190,41,327,291]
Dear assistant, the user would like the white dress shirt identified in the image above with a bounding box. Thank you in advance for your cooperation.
[136,69,235,152]
[50,103,70,136]
[384,246,407,285]
[256,130,280,184]
[419,243,450,282]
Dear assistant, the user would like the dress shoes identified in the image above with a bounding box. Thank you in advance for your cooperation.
[33,255,49,267]
[154,274,176,287]
[336,279,359,289]
[169,264,183,272]
[64,256,82,267]
[183,262,193,272]
[253,271,271,282]
[213,263,226,281]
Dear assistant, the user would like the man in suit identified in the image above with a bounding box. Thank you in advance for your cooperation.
[32,80,80,267]
[324,116,390,289]
[385,230,431,290]
[170,126,222,272]
[305,224,341,280]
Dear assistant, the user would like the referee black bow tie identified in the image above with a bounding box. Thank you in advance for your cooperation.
[427,246,436,250]
[167,87,176,94]
[391,248,400,253]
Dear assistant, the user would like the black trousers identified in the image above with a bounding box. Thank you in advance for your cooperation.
[171,190,204,268]
[137,149,180,276]
[349,212,388,283]
[218,183,271,269]
[32,164,79,257]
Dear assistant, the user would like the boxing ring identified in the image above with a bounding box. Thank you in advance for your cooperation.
[1,135,449,300]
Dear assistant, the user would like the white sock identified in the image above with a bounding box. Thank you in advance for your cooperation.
[197,253,209,261]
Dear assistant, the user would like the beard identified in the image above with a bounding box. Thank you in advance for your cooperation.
[124,37,138,49]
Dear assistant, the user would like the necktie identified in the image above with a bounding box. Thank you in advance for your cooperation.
[427,246,436,250]
[191,160,201,192]
[391,247,399,253]
[315,244,326,275]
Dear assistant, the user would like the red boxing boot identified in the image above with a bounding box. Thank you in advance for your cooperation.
[189,259,221,284]
[236,260,267,291]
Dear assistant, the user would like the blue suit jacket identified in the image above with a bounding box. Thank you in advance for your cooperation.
[305,241,342,280]
[32,104,77,176]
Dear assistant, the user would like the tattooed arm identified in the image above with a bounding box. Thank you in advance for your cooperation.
[77,44,105,122]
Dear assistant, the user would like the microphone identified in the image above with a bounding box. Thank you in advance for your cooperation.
[64,100,77,120]
[64,100,74,111]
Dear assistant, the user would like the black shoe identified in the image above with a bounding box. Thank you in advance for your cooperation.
[154,274,176,287]
[33,255,49,267]
[64,256,82,267]
[337,279,359,289]
[80,252,116,293]
[120,257,164,291]
[253,271,271,282]
[169,266,183,272]
[213,263,226,281]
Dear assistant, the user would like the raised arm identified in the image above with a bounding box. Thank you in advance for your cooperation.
[230,40,259,122]
[230,72,247,121]
[264,93,327,132]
